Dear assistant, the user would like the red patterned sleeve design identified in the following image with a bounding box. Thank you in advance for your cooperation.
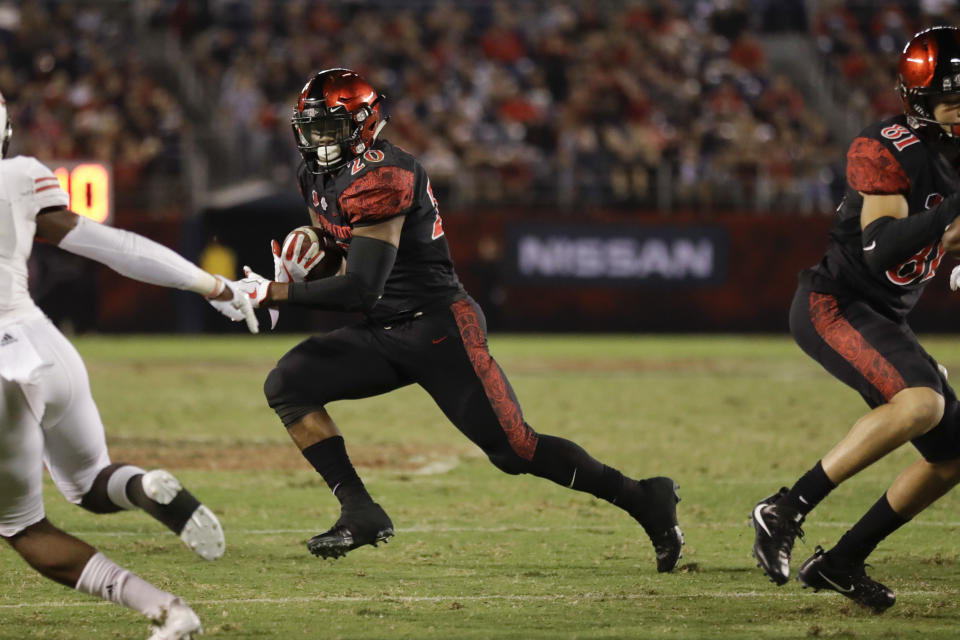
[340,166,415,225]
[846,137,910,195]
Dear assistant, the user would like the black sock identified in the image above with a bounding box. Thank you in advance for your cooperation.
[780,460,835,515]
[127,478,201,535]
[828,494,909,566]
[301,436,373,508]
[530,435,625,502]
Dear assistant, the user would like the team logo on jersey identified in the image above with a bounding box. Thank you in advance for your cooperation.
[321,196,328,211]
[312,190,320,207]
[925,193,943,209]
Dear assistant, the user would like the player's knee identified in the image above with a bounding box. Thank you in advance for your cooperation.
[78,463,125,514]
[927,457,960,484]
[263,366,290,409]
[263,366,323,428]
[486,449,530,475]
[894,387,945,437]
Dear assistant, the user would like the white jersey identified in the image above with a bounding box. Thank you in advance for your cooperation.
[0,156,70,324]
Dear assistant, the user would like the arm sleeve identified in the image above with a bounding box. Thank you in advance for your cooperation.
[861,193,960,273]
[57,215,220,296]
[286,235,397,312]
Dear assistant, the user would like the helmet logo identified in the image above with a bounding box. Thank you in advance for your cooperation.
[298,78,315,113]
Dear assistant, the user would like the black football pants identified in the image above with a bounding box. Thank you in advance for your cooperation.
[263,296,539,471]
[789,284,960,461]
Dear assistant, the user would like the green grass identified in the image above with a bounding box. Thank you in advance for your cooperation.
[3,334,960,639]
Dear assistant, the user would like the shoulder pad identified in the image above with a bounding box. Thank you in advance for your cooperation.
[339,165,416,225]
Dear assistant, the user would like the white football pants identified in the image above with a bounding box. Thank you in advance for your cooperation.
[0,312,111,536]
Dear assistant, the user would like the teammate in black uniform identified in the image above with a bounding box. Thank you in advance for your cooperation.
[236,68,684,571]
[751,27,960,611]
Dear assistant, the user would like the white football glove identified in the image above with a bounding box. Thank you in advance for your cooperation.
[272,239,292,283]
[206,275,259,333]
[238,266,273,309]
[269,240,289,330]
[279,232,325,281]
[951,264,960,291]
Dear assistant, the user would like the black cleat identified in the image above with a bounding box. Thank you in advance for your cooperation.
[628,476,684,573]
[307,502,395,559]
[798,546,895,613]
[751,487,804,585]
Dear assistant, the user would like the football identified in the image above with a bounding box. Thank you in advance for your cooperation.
[283,226,345,281]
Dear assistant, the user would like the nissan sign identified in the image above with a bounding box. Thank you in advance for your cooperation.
[507,223,728,287]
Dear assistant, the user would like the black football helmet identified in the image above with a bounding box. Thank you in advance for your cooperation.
[898,26,960,137]
[291,68,386,174]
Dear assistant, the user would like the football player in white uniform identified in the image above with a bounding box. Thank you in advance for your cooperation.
[0,92,256,640]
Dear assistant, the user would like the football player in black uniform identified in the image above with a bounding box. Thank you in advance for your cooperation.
[236,68,684,572]
[750,27,960,611]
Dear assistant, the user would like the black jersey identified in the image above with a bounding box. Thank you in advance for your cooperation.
[296,139,465,322]
[802,114,960,317]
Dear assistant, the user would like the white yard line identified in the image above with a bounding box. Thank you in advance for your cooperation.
[66,520,960,538]
[1,589,953,610]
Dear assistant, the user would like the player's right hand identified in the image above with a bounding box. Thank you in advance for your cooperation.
[950,264,960,291]
[238,266,272,308]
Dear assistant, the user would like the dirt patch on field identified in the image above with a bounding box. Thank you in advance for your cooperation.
[106,436,474,472]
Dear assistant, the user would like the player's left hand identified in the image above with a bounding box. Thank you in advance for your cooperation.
[238,266,272,308]
[207,275,260,333]
[950,264,960,291]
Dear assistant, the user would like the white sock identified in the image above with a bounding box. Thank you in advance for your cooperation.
[75,552,175,620]
[105,464,146,511]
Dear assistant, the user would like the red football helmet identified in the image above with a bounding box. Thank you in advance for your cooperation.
[898,26,960,137]
[291,68,385,174]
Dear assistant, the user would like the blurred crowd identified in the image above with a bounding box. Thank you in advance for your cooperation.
[1,0,958,216]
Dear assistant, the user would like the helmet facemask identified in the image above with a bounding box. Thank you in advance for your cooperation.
[292,103,377,174]
[901,86,960,139]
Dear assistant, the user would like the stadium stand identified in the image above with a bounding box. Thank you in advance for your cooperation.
[0,0,954,217]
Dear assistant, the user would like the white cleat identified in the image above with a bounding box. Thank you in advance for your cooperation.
[148,598,202,640]
[142,469,183,505]
[180,504,225,561]
[142,470,225,561]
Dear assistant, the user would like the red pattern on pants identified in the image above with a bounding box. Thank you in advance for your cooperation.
[450,299,538,460]
[809,292,907,401]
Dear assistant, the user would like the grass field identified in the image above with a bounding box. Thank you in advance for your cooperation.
[3,334,960,639]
